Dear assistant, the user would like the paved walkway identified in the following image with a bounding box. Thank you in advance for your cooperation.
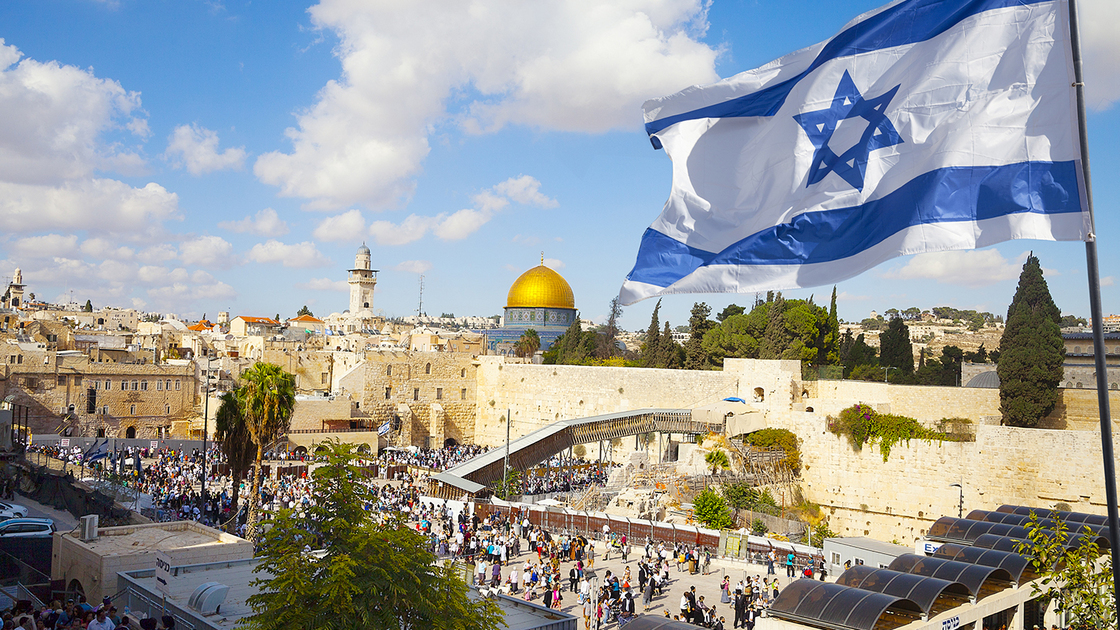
[494,542,809,628]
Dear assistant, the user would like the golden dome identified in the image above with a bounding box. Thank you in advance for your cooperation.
[506,265,576,310]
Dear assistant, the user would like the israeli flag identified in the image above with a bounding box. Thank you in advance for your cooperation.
[620,0,1088,305]
[86,438,110,463]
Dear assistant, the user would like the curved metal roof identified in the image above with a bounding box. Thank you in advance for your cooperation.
[996,504,1110,527]
[964,371,1000,388]
[931,543,1037,585]
[835,565,971,614]
[887,554,1013,599]
[973,530,1109,554]
[769,579,923,630]
[927,517,1030,544]
[966,509,1109,538]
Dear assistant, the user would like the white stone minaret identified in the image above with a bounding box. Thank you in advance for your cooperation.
[348,243,377,312]
[8,268,25,308]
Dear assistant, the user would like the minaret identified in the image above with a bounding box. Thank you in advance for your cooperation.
[348,243,378,312]
[8,268,25,308]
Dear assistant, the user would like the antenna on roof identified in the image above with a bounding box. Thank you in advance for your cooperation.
[417,274,424,317]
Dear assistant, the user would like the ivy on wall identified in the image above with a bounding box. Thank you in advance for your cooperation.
[827,404,972,461]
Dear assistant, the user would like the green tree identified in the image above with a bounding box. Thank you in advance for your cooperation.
[493,468,522,500]
[879,316,914,374]
[1060,314,1088,328]
[239,362,297,542]
[839,329,878,376]
[717,304,745,322]
[657,321,683,368]
[213,391,256,529]
[998,255,1064,427]
[759,295,791,359]
[701,311,763,367]
[597,297,623,359]
[1015,512,1115,630]
[704,449,730,480]
[692,488,733,530]
[684,302,716,370]
[514,328,541,358]
[823,287,840,365]
[83,299,93,312]
[640,299,663,367]
[243,440,503,630]
[296,305,313,317]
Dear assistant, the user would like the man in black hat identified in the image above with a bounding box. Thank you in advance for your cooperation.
[733,588,746,628]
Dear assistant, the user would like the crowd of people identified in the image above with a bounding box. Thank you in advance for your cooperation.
[3,595,177,630]
[377,443,489,470]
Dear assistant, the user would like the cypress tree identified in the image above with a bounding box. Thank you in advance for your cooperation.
[759,295,790,359]
[998,255,1064,427]
[641,299,663,367]
[824,286,840,365]
[684,302,715,370]
[879,316,913,374]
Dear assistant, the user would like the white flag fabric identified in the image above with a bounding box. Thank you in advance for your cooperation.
[620,0,1088,305]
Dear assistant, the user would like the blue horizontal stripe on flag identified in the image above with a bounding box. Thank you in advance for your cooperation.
[625,160,1081,287]
[645,0,1053,138]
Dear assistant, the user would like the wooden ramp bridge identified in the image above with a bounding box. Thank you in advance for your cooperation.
[427,408,724,498]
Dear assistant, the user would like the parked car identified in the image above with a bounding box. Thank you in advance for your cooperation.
[0,518,55,538]
[0,501,28,519]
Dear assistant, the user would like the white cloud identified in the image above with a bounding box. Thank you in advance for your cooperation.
[1081,0,1120,110]
[147,281,237,306]
[392,260,432,274]
[836,291,870,302]
[543,258,565,270]
[11,234,80,259]
[247,240,331,268]
[884,250,1022,288]
[218,208,289,237]
[179,235,237,269]
[164,123,247,175]
[137,244,178,264]
[137,265,191,285]
[296,277,349,291]
[368,175,556,245]
[81,238,135,260]
[1102,276,1115,287]
[312,209,366,242]
[254,1,717,209]
[0,179,178,236]
[493,175,559,208]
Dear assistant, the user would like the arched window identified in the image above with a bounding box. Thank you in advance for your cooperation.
[386,365,392,376]
[1074,346,1082,353]
[125,426,136,439]
[753,387,764,402]
[1077,382,1084,389]
[425,363,431,375]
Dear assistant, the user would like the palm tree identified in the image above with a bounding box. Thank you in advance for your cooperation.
[213,391,256,532]
[515,329,541,358]
[705,449,730,487]
[238,362,296,542]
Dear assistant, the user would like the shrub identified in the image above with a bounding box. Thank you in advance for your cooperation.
[751,518,769,535]
[693,488,734,530]
[828,404,963,461]
[743,428,801,472]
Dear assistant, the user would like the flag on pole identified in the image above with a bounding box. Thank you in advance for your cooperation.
[85,438,110,463]
[620,0,1088,305]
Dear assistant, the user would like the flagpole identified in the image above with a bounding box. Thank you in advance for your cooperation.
[1067,0,1120,620]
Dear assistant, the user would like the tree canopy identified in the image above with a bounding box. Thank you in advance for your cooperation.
[239,362,297,541]
[242,441,504,630]
[998,255,1063,427]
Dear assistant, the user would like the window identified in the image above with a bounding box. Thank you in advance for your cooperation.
[413,388,420,401]
[101,405,108,415]
[425,363,431,375]
[73,377,81,386]
[831,552,841,565]
[140,380,148,391]
[130,404,136,415]
[166,405,171,414]
[461,368,467,378]
[16,355,21,364]
[385,387,392,400]
[321,373,329,385]
[156,380,162,391]
[175,380,181,391]
[131,380,138,391]
[165,379,171,390]
[386,365,392,376]
[461,388,467,400]
[104,380,110,390]
[94,380,100,390]
[57,375,67,386]
[436,387,443,400]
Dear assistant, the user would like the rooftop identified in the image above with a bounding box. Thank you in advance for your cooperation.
[67,521,244,557]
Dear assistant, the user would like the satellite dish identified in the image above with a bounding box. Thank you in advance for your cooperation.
[225,334,233,341]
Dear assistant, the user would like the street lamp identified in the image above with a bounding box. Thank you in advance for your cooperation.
[200,356,217,516]
[949,483,964,518]
[884,366,897,383]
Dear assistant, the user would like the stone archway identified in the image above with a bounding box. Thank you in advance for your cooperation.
[125,426,136,439]
[444,437,459,448]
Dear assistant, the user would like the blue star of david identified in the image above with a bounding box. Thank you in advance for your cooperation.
[793,70,903,191]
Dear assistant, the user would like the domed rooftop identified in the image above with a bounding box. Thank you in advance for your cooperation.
[357,242,370,255]
[965,371,1000,388]
[506,264,575,310]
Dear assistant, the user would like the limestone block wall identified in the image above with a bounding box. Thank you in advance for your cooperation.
[804,379,1001,424]
[771,409,1120,544]
[288,396,356,431]
[472,356,742,447]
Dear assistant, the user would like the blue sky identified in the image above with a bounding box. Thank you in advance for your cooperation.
[0,0,1117,332]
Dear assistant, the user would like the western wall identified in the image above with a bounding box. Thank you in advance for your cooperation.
[473,356,1120,544]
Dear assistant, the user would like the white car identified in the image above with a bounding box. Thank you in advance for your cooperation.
[0,518,55,538]
[0,501,28,519]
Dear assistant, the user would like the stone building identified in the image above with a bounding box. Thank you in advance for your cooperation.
[482,259,577,354]
[0,343,197,437]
